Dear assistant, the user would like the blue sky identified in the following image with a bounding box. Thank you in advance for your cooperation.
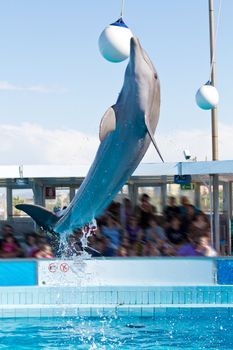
[0,0,232,164]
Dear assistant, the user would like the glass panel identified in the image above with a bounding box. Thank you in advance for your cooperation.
[12,188,34,217]
[219,185,223,213]
[200,185,211,214]
[138,186,162,214]
[45,187,70,213]
[0,188,7,220]
[200,184,223,214]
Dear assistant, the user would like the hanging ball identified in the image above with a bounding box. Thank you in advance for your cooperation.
[195,83,219,110]
[98,18,133,63]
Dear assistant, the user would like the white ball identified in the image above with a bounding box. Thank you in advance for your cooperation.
[195,84,219,110]
[98,19,133,63]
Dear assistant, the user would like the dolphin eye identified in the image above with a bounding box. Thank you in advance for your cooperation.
[154,73,158,80]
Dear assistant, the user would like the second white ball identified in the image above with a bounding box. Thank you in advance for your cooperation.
[196,84,219,110]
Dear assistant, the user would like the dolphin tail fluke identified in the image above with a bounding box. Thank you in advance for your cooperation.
[15,204,60,232]
[145,117,164,162]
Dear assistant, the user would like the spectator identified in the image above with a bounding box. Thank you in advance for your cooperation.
[192,212,210,231]
[117,246,128,257]
[21,233,39,257]
[126,215,143,245]
[33,244,54,258]
[135,194,156,233]
[147,215,166,242]
[0,234,22,258]
[160,242,176,256]
[120,198,133,227]
[166,216,187,245]
[179,196,199,221]
[143,241,160,256]
[163,196,180,221]
[101,213,122,256]
[177,235,217,257]
[0,224,23,258]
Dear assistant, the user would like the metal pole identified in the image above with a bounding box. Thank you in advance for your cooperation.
[209,0,220,252]
[209,0,218,159]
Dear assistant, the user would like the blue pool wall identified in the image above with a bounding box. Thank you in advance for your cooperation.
[0,258,233,287]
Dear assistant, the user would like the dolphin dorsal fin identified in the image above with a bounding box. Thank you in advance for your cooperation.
[99,106,116,141]
[145,115,164,162]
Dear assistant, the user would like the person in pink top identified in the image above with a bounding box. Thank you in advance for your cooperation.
[33,244,54,258]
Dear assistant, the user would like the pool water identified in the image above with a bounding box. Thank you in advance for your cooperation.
[0,310,232,349]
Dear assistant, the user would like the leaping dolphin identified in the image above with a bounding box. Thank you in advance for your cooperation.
[16,36,163,235]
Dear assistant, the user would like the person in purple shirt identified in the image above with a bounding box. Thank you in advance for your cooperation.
[177,236,217,257]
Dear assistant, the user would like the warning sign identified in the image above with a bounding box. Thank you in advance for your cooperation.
[60,263,69,273]
[48,262,58,273]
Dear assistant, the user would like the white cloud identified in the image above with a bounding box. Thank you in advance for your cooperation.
[0,123,99,165]
[0,81,65,93]
[143,123,230,163]
[0,122,231,166]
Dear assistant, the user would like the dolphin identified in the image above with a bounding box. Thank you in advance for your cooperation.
[16,36,163,235]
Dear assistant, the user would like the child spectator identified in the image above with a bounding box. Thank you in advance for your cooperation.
[33,244,54,258]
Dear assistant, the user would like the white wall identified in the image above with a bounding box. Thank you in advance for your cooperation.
[38,258,215,287]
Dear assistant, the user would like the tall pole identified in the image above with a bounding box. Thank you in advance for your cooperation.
[209,0,218,160]
[209,0,220,252]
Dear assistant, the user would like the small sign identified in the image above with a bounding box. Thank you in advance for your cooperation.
[48,263,58,273]
[45,186,56,199]
[60,263,69,273]
[174,175,192,185]
[180,183,195,190]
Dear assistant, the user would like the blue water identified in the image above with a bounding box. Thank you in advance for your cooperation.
[0,310,232,349]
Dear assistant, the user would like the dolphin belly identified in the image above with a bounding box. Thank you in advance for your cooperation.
[55,122,149,233]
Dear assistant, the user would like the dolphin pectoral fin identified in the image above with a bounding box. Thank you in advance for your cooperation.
[99,106,116,141]
[15,204,60,232]
[145,116,164,162]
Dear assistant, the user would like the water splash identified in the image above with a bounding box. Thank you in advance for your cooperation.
[58,219,98,259]
[80,219,98,252]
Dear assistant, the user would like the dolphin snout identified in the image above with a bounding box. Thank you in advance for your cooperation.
[130,36,140,60]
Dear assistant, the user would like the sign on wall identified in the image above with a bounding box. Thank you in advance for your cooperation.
[45,186,56,199]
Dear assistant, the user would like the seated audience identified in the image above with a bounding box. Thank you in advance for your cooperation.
[0,195,221,258]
